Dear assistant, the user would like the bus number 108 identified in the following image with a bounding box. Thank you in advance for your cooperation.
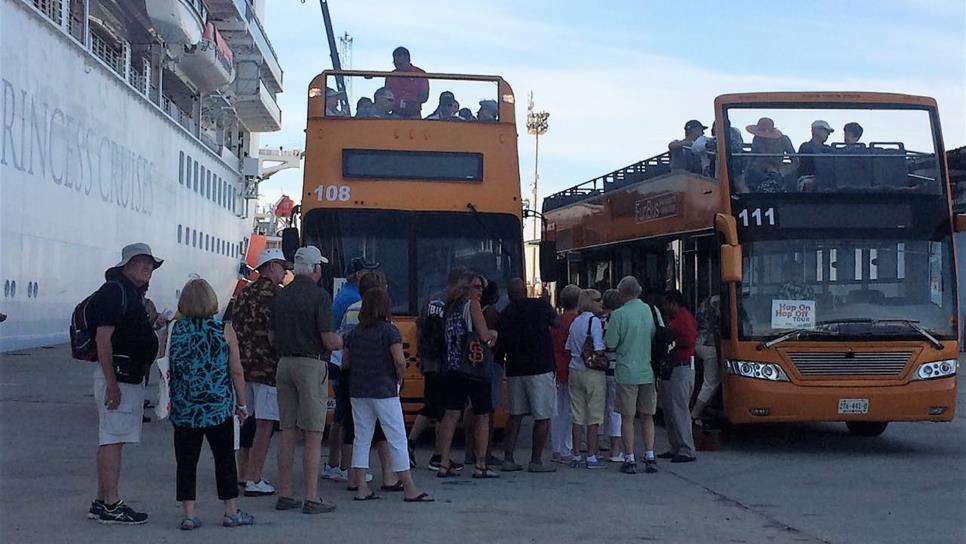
[314,184,351,202]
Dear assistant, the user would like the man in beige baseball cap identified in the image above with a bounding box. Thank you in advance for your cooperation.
[798,119,835,178]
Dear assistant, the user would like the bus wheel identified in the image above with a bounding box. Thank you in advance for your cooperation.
[846,421,889,436]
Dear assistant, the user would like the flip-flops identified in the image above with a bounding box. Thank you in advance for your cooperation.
[436,466,460,478]
[403,492,434,503]
[353,491,381,501]
[380,481,405,492]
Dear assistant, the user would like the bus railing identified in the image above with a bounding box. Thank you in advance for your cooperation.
[542,151,672,213]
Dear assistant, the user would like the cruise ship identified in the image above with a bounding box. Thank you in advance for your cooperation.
[0,0,284,351]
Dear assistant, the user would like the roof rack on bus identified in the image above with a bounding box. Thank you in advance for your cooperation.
[542,151,672,213]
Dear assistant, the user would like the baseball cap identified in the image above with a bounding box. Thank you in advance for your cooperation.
[346,257,381,276]
[255,248,293,270]
[811,120,834,132]
[294,246,329,267]
[684,119,708,131]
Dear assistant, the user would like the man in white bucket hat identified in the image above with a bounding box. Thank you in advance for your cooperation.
[88,243,162,524]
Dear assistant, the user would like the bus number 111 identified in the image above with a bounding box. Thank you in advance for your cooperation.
[738,207,775,227]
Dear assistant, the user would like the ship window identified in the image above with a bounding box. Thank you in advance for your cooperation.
[192,230,197,248]
[205,234,210,251]
[207,171,212,200]
[178,225,182,243]
[179,152,184,185]
[200,166,206,195]
[193,162,199,192]
[184,227,190,245]
[185,156,193,189]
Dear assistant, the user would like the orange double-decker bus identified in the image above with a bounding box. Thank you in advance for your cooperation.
[291,70,524,420]
[541,92,959,436]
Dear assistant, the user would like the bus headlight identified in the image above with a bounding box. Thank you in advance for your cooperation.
[726,360,789,382]
[914,359,958,380]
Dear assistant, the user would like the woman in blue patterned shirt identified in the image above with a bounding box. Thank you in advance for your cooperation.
[168,278,252,529]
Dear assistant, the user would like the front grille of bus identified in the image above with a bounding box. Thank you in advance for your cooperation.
[786,351,913,377]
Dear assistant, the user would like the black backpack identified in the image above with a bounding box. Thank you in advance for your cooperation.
[417,298,447,364]
[647,303,671,380]
[70,281,126,361]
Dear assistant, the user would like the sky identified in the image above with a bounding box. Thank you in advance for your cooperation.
[255,0,966,210]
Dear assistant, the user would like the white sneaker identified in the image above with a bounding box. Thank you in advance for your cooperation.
[321,464,341,480]
[330,467,349,481]
[364,472,374,482]
[609,454,625,463]
[243,479,276,496]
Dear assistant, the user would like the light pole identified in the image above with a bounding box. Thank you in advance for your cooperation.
[526,92,549,293]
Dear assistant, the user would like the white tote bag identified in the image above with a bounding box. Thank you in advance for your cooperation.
[154,320,173,420]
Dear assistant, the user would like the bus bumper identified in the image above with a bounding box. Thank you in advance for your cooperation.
[724,376,957,424]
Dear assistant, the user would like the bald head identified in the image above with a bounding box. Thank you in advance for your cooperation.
[507,278,527,301]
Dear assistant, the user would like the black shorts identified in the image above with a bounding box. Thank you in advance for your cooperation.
[419,372,446,420]
[444,372,493,415]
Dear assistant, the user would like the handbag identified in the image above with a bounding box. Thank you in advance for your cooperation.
[455,302,492,382]
[580,316,608,371]
[154,320,173,420]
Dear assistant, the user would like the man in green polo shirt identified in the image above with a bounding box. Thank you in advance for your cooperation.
[605,276,661,475]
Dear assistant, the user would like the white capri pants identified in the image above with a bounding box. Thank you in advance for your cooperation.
[695,344,721,404]
[350,396,410,473]
[550,381,573,456]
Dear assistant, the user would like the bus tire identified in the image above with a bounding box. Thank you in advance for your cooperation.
[846,421,889,436]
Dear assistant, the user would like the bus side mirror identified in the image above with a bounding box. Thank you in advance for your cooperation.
[714,213,739,245]
[281,228,300,262]
[955,213,966,232]
[720,244,742,283]
[539,240,559,283]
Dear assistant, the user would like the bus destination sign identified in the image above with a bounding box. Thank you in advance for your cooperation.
[634,192,679,224]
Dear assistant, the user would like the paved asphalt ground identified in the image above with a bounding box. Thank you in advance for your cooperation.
[1,346,964,544]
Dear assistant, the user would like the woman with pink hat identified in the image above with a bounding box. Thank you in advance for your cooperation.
[738,117,799,193]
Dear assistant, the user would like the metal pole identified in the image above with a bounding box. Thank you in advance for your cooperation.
[319,0,350,114]
[531,132,540,289]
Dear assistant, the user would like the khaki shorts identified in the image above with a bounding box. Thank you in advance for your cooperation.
[93,367,146,445]
[568,369,606,426]
[276,357,328,432]
[616,382,657,417]
[507,372,557,420]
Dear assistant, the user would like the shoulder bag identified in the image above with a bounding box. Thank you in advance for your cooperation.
[580,316,608,371]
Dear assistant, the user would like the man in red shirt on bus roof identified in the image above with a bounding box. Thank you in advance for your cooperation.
[385,46,429,118]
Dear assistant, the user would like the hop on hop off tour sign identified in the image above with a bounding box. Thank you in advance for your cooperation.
[771,300,816,329]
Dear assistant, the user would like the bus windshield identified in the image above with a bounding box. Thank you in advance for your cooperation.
[302,208,522,315]
[738,237,956,340]
[723,106,943,196]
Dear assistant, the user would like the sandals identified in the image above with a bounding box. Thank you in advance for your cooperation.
[222,510,254,527]
[436,465,460,478]
[353,491,381,501]
[380,481,405,492]
[403,492,435,503]
[179,517,202,530]
[472,467,500,479]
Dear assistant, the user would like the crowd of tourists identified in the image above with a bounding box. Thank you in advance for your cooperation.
[81,242,717,529]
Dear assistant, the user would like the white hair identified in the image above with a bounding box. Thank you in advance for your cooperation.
[293,262,316,275]
[617,276,642,299]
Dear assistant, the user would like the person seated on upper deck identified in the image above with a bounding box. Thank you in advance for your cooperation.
[325,87,348,117]
[385,46,429,119]
[737,117,798,193]
[707,122,745,177]
[372,87,396,118]
[355,97,376,118]
[425,92,459,120]
[457,107,476,121]
[668,120,708,174]
[843,122,865,146]
[796,120,834,191]
[477,100,499,122]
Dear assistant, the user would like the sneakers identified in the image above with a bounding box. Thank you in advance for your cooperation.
[243,479,276,496]
[302,499,337,514]
[619,461,637,474]
[608,454,625,463]
[222,510,255,527]
[427,455,464,472]
[551,454,572,465]
[321,464,346,481]
[569,458,586,469]
[275,496,300,510]
[585,458,607,469]
[97,500,148,525]
[501,461,524,472]
[644,459,658,473]
[87,500,105,520]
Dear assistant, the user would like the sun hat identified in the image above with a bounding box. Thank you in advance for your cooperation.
[108,243,163,273]
[255,248,293,270]
[746,117,783,139]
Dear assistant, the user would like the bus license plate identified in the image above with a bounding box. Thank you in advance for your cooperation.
[838,398,869,415]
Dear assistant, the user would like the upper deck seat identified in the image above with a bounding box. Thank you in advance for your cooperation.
[869,143,908,189]
[831,143,874,190]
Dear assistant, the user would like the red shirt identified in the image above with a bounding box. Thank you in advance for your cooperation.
[666,307,697,363]
[385,65,429,115]
[552,312,578,383]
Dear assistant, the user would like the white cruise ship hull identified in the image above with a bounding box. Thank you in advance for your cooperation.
[1,1,250,351]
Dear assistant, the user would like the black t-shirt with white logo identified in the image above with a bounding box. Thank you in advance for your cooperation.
[88,271,158,366]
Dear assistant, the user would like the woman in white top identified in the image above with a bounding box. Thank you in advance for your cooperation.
[565,289,607,469]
